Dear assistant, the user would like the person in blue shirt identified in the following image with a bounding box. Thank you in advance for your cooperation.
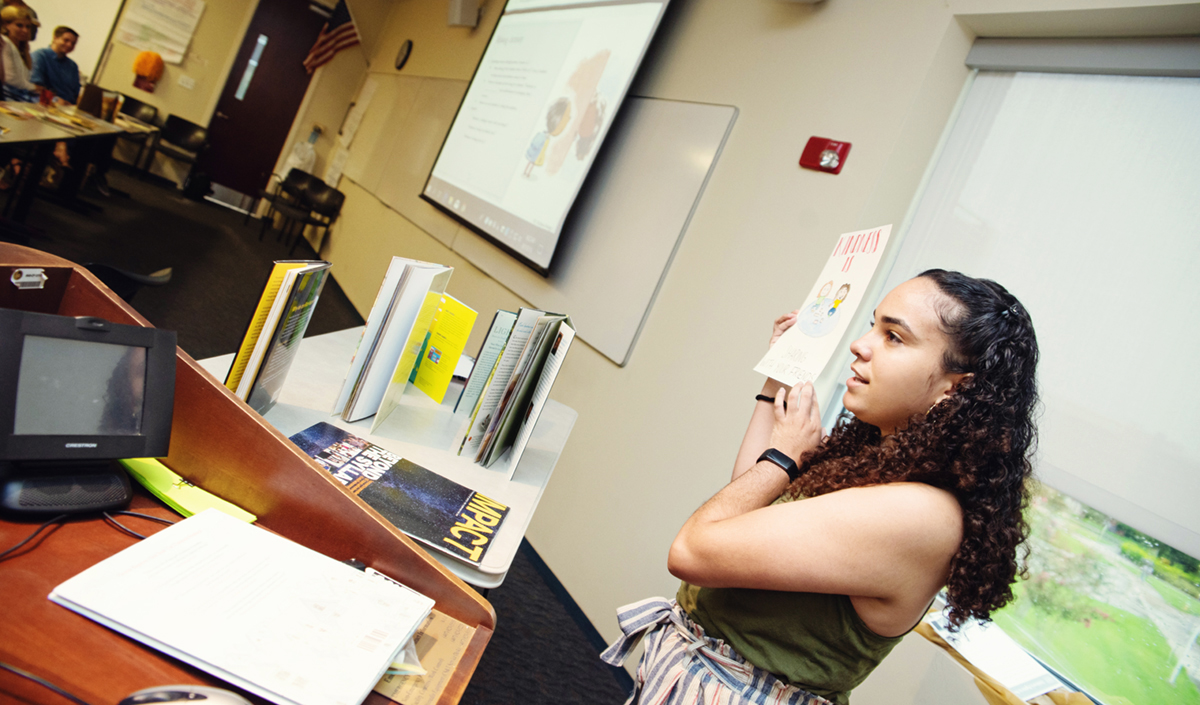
[30,25,79,104]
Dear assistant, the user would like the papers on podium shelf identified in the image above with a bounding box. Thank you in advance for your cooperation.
[49,508,434,705]
[926,611,1065,702]
[333,257,453,423]
[226,260,332,414]
[755,225,892,387]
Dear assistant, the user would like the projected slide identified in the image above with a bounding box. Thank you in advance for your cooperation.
[423,0,670,273]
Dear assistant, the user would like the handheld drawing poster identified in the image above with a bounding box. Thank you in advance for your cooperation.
[754,224,892,386]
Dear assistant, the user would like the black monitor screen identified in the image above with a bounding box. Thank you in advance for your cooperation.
[15,336,147,436]
[0,308,176,462]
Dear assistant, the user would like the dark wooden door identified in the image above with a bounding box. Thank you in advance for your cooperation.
[197,0,328,196]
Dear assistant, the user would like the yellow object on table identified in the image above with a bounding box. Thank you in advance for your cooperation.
[119,457,257,522]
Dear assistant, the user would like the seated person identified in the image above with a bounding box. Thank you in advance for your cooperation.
[0,5,37,102]
[603,270,1039,705]
[30,25,79,104]
[31,26,117,196]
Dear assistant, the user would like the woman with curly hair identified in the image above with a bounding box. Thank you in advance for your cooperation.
[602,269,1039,705]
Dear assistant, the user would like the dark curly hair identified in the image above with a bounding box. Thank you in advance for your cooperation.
[788,269,1039,629]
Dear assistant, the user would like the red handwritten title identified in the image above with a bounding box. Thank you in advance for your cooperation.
[832,228,883,272]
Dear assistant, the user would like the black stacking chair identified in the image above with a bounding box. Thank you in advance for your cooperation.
[84,263,173,303]
[117,95,160,172]
[147,115,207,180]
[250,168,320,232]
[273,181,345,256]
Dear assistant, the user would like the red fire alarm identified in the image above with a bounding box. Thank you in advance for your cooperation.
[799,137,851,174]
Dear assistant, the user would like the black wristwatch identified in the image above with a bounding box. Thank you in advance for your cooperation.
[757,448,802,482]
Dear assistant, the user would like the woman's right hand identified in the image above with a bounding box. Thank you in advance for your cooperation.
[769,381,824,461]
[770,310,800,349]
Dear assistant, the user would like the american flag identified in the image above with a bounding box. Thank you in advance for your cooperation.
[303,0,360,74]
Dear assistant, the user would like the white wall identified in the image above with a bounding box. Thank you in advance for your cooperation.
[292,0,1200,688]
[28,0,123,82]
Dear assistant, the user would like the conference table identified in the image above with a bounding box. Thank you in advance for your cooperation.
[0,102,124,225]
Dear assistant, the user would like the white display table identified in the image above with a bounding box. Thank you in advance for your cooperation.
[199,327,576,589]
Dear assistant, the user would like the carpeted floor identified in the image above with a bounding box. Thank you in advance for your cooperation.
[10,167,632,704]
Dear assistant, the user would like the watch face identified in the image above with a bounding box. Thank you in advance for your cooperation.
[395,39,413,70]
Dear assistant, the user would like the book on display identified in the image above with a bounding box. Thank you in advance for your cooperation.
[290,422,510,566]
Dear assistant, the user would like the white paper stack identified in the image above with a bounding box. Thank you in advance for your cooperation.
[50,509,434,705]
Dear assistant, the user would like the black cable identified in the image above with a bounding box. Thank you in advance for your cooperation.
[0,513,68,561]
[103,512,146,540]
[111,510,177,526]
[0,660,95,705]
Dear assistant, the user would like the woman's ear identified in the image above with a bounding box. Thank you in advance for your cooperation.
[936,372,972,403]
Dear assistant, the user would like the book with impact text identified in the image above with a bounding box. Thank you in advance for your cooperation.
[290,422,509,566]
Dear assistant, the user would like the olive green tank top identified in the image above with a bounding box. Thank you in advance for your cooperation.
[676,496,907,704]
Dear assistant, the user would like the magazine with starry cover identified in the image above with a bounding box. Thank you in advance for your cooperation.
[289,422,509,566]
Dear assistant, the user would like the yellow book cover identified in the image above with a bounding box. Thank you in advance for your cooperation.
[369,269,453,433]
[412,294,478,404]
[224,261,311,392]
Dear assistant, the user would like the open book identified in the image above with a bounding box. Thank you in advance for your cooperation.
[225,260,331,414]
[458,308,575,475]
[332,257,453,423]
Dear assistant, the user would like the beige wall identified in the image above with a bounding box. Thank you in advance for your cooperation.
[299,0,1200,665]
[96,0,260,127]
[95,0,259,184]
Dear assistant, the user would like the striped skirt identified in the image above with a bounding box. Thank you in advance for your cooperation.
[600,597,833,705]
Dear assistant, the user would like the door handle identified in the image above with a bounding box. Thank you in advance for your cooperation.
[216,111,230,119]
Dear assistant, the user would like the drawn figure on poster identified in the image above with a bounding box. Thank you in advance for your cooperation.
[574,93,608,160]
[545,49,611,175]
[798,282,851,338]
[524,97,573,177]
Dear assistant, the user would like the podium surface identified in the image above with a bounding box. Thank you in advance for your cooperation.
[0,244,493,705]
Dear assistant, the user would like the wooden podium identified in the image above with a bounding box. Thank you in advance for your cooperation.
[0,244,494,705]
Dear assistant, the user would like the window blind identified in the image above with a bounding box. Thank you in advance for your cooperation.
[873,68,1200,557]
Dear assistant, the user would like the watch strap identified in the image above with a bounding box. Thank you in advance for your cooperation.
[757,448,802,483]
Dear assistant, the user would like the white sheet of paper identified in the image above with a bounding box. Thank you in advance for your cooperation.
[50,509,434,705]
[928,613,1065,701]
[754,224,892,386]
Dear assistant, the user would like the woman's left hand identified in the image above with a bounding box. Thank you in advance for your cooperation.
[768,381,823,461]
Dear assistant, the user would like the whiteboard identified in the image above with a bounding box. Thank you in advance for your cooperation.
[452,97,737,366]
